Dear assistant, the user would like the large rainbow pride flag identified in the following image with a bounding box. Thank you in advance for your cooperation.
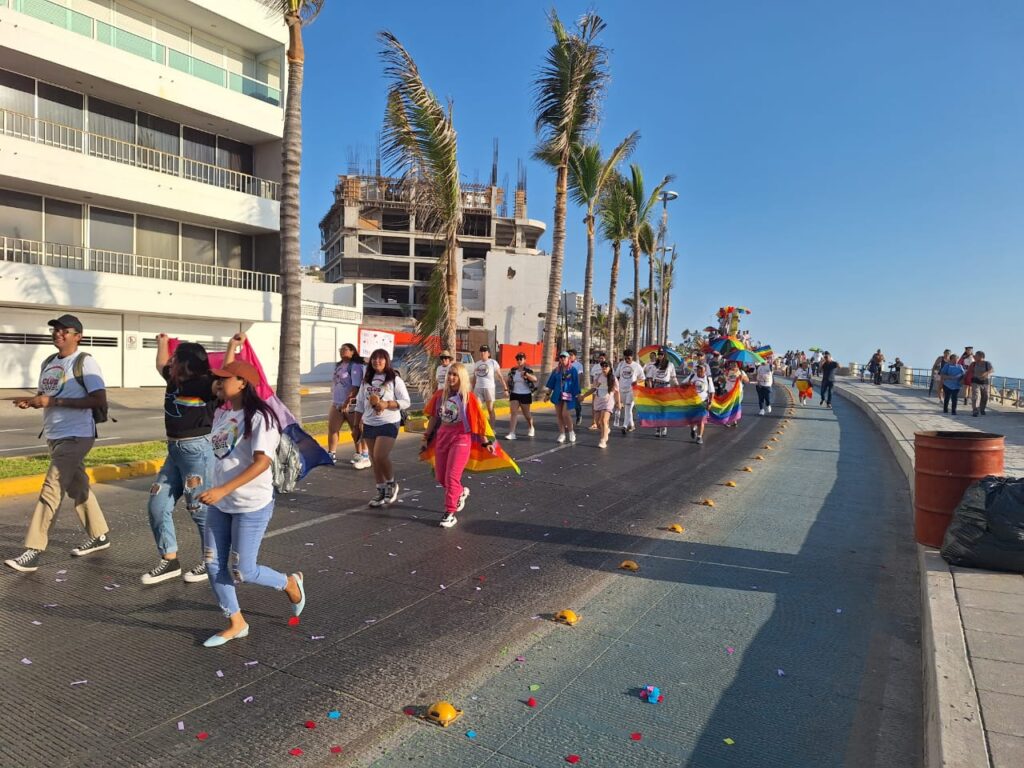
[708,381,743,425]
[633,381,744,428]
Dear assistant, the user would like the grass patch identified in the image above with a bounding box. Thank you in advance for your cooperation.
[0,441,169,480]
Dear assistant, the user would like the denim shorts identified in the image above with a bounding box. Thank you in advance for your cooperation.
[362,422,399,440]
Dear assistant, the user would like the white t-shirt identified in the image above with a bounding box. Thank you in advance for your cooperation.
[643,362,659,382]
[472,358,501,391]
[755,364,773,387]
[794,367,812,382]
[684,373,715,402]
[726,371,746,390]
[210,407,280,514]
[615,361,644,399]
[39,351,105,440]
[435,363,450,391]
[648,365,678,387]
[510,367,535,395]
[438,394,463,425]
[355,374,412,426]
[590,363,604,381]
[592,373,618,411]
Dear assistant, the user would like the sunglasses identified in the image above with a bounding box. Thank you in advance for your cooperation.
[440,356,453,360]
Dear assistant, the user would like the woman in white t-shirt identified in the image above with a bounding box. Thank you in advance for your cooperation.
[681,362,715,444]
[354,348,412,508]
[197,360,305,648]
[505,352,538,440]
[614,349,645,434]
[793,364,813,405]
[721,362,750,428]
[647,350,678,438]
[581,360,621,448]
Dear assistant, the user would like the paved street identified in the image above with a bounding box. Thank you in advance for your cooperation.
[0,386,922,767]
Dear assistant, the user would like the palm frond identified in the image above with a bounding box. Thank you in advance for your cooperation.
[255,0,324,25]
[638,220,656,256]
[568,143,602,209]
[598,175,633,243]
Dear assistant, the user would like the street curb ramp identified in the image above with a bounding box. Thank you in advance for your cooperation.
[835,381,989,768]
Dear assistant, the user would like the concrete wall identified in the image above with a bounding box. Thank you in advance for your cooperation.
[478,251,549,345]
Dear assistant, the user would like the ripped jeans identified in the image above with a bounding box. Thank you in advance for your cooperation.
[203,502,286,617]
[147,435,212,557]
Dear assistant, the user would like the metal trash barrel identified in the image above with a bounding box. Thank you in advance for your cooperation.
[914,431,1005,547]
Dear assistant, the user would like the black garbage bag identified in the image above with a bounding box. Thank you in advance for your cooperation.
[941,476,1024,573]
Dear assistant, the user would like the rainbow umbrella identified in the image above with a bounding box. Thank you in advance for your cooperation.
[727,349,765,366]
[710,336,745,354]
[734,307,752,314]
[637,345,684,368]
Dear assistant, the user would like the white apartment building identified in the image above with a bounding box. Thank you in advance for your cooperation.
[0,0,361,388]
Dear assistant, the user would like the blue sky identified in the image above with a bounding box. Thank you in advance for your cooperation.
[296,1,1023,374]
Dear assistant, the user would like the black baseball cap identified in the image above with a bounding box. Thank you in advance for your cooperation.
[515,352,526,359]
[48,314,83,333]
[479,344,490,352]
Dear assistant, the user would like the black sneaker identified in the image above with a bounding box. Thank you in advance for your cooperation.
[183,562,208,583]
[368,486,388,507]
[140,558,181,585]
[385,481,400,504]
[71,534,110,557]
[5,549,41,573]
[456,487,470,513]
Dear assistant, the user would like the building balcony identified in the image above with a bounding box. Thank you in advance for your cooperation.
[1,109,279,201]
[2,236,279,292]
[3,0,282,106]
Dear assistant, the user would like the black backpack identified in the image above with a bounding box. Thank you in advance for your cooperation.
[40,352,112,429]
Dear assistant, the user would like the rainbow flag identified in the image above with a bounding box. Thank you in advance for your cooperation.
[708,381,743,425]
[420,396,521,475]
[633,384,708,427]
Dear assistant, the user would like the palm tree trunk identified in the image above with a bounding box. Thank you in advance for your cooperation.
[444,230,458,352]
[607,239,620,357]
[542,163,569,379]
[581,212,595,387]
[662,263,672,346]
[276,15,304,417]
[631,240,641,352]
[646,251,655,347]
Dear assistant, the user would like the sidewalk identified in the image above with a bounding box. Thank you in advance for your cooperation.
[836,379,1024,768]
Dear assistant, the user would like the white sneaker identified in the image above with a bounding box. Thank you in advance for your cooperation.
[598,440,607,448]
[505,433,516,440]
[353,454,372,470]
[456,487,470,512]
[557,433,566,444]
[767,405,772,413]
[328,451,337,465]
[758,409,765,416]
[527,426,535,437]
[439,513,458,528]
[349,453,360,464]
[568,431,577,443]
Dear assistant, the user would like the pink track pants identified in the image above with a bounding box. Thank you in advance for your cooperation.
[434,426,472,513]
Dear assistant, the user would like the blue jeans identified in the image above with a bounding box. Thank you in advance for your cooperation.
[204,501,287,617]
[148,435,212,557]
[756,385,772,410]
[820,381,834,405]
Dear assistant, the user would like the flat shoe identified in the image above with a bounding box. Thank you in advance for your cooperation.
[203,624,249,648]
[290,572,306,617]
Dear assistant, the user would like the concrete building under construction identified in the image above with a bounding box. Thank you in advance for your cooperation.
[318,163,549,346]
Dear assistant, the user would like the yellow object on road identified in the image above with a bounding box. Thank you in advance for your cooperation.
[668,524,685,533]
[425,701,463,727]
[619,560,640,571]
[702,498,715,507]
[555,609,580,625]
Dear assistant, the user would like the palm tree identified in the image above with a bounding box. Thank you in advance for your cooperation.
[378,30,462,369]
[598,176,633,358]
[568,133,638,385]
[638,223,657,346]
[660,246,677,346]
[624,164,673,352]
[257,0,325,417]
[532,10,609,378]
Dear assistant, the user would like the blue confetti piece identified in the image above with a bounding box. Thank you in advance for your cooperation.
[466,730,477,739]
[327,710,341,719]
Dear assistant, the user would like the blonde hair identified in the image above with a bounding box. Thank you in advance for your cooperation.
[442,362,471,401]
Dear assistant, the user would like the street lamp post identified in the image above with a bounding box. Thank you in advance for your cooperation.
[651,190,677,346]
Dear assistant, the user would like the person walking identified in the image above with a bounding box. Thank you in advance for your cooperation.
[435,350,454,391]
[581,359,621,448]
[643,351,659,388]
[929,349,950,399]
[568,349,585,427]
[755,357,773,415]
[869,349,885,385]
[471,345,506,426]
[140,334,218,586]
[420,364,497,528]
[647,350,679,437]
[197,359,305,647]
[328,343,370,469]
[588,351,608,430]
[354,349,412,507]
[545,351,580,443]
[615,348,645,434]
[793,361,814,405]
[505,352,537,440]
[720,361,749,428]
[682,361,714,444]
[940,353,965,415]
[958,347,975,406]
[967,351,993,417]
[5,314,111,573]
[819,351,839,408]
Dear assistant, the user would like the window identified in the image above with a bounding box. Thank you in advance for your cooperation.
[44,199,83,246]
[217,230,253,270]
[254,234,280,273]
[89,208,134,253]
[216,136,254,175]
[183,127,216,165]
[414,263,435,281]
[0,189,43,240]
[37,83,83,150]
[137,111,180,173]
[136,215,178,261]
[181,224,215,266]
[89,98,136,163]
[0,69,34,117]
[468,317,485,327]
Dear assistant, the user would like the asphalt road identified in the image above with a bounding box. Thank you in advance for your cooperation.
[0,386,921,767]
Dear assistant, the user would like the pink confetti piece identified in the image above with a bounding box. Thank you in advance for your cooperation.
[20,658,31,665]
[327,555,335,560]
[215,670,224,678]
[530,566,540,570]
[630,732,642,741]
[177,721,185,731]
[244,660,259,667]
[243,696,254,703]
[835,608,843,614]
[439,584,447,590]
[70,680,88,686]
[310,635,325,641]
[726,647,735,655]
[304,543,315,547]
[388,553,397,557]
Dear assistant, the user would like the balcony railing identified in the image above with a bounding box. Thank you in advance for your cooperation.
[1,237,279,293]
[6,0,281,106]
[1,109,280,201]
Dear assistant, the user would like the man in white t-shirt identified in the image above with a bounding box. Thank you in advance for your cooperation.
[6,314,111,574]
[614,348,645,433]
[471,345,506,424]
[755,359,774,415]
[642,351,659,387]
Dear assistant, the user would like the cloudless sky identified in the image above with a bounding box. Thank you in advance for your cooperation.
[296,1,1023,374]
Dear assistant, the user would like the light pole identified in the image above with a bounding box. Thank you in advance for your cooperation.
[650,190,677,345]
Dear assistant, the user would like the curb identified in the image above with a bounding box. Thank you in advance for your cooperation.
[0,401,556,497]
[835,382,989,768]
